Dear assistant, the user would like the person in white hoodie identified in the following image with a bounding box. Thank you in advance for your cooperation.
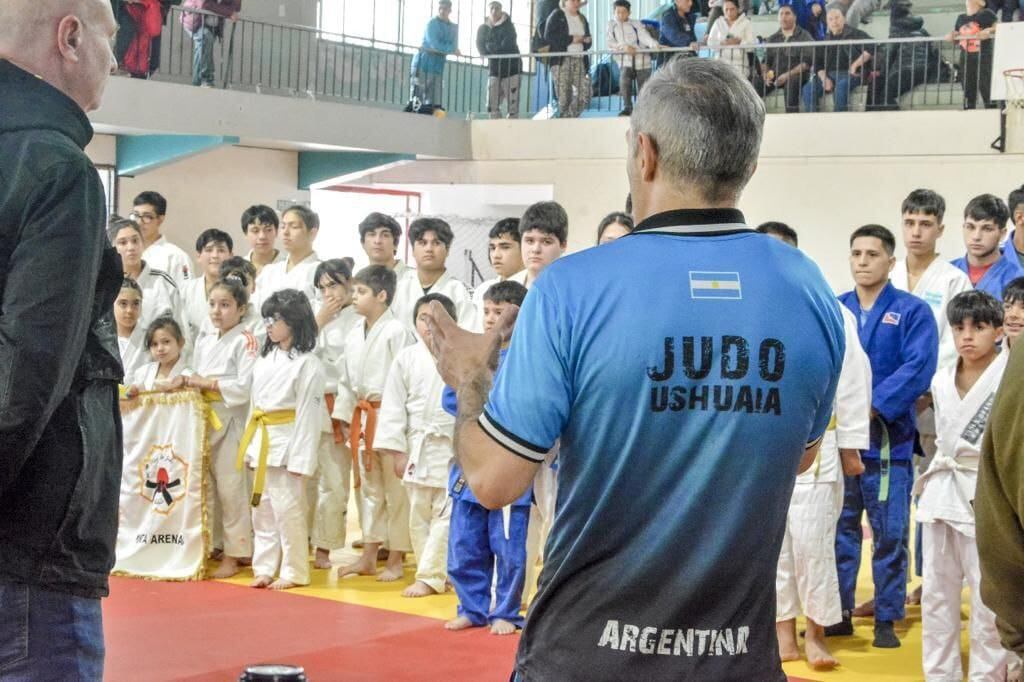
[707,0,754,77]
[606,0,660,115]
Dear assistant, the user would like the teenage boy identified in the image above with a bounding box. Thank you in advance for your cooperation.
[519,201,568,288]
[133,190,194,287]
[472,217,527,316]
[916,291,1011,680]
[182,229,233,347]
[1002,185,1024,270]
[832,225,938,648]
[606,0,660,116]
[377,293,459,598]
[441,280,532,636]
[359,212,414,281]
[1003,277,1024,348]
[335,266,413,581]
[240,205,285,276]
[254,205,321,307]
[392,218,476,333]
[951,194,1023,299]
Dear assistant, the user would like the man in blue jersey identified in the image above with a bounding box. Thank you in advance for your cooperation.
[425,58,844,681]
[832,224,938,648]
[951,194,1022,298]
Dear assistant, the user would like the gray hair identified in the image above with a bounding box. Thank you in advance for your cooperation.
[630,58,765,203]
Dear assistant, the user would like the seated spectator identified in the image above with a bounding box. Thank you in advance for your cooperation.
[707,0,755,77]
[835,0,881,28]
[753,5,815,113]
[866,0,939,111]
[607,0,661,116]
[780,0,826,39]
[477,1,521,119]
[544,0,593,118]
[180,0,241,88]
[948,0,997,110]
[597,212,634,244]
[658,0,700,63]
[802,7,873,112]
[409,0,460,112]
[707,0,754,30]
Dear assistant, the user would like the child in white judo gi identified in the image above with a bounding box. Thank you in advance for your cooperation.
[181,228,233,349]
[108,217,181,334]
[917,290,1011,681]
[310,259,362,570]
[185,275,260,578]
[335,265,413,581]
[240,289,325,590]
[114,277,148,379]
[377,293,458,598]
[123,316,192,395]
[254,205,321,308]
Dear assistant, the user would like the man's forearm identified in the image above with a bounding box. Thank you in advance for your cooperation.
[453,365,494,465]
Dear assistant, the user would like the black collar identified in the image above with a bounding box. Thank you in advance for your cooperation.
[633,208,750,236]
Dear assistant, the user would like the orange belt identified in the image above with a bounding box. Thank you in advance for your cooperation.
[323,394,344,445]
[348,399,381,490]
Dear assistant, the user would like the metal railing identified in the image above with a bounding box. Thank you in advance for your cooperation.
[117,7,1000,117]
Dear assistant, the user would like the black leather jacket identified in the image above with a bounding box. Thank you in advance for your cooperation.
[0,60,124,599]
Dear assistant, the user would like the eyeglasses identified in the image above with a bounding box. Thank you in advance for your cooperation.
[130,212,159,224]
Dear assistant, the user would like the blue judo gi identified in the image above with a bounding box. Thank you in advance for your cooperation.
[442,354,531,628]
[951,250,1024,299]
[837,283,938,623]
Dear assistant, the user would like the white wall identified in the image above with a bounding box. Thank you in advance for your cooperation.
[87,135,309,260]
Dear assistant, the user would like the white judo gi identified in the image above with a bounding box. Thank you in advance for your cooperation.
[391,270,478,334]
[376,341,455,593]
[776,306,871,627]
[179,277,211,349]
[124,357,192,390]
[471,270,529,332]
[244,348,325,585]
[118,324,149,379]
[246,249,286,276]
[254,252,321,309]
[917,351,1010,682]
[143,235,193,288]
[136,262,182,332]
[310,305,363,552]
[334,309,413,552]
[194,325,260,558]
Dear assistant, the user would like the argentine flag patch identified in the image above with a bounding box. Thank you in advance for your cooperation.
[689,271,742,300]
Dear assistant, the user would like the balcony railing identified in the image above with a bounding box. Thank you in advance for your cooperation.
[119,7,1000,117]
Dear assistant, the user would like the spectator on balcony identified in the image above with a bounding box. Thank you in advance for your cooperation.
[410,0,460,112]
[544,0,593,118]
[802,7,873,112]
[657,0,700,63]
[477,1,521,119]
[707,0,755,77]
[753,5,814,113]
[707,0,753,33]
[180,0,240,88]
[989,0,1020,22]
[866,0,939,111]
[948,0,998,110]
[607,1,660,116]
[114,0,163,78]
[780,0,826,39]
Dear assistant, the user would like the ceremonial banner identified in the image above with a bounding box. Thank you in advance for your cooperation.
[114,391,209,580]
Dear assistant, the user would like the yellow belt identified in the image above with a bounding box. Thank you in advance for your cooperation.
[201,390,225,432]
[236,409,297,507]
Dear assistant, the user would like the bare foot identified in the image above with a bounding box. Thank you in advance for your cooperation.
[445,616,478,631]
[402,581,438,598]
[490,619,518,635]
[339,545,380,578]
[269,579,298,590]
[210,547,224,561]
[805,621,838,670]
[852,599,875,618]
[906,585,922,606]
[377,551,405,582]
[250,575,273,589]
[211,556,241,579]
[776,619,801,662]
[313,548,332,570]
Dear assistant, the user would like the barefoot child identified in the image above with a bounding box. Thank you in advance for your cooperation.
[776,304,871,669]
[1002,277,1024,348]
[376,293,459,598]
[187,275,260,578]
[442,280,531,636]
[334,266,413,580]
[240,289,325,590]
[917,290,1011,680]
[114,277,148,378]
[124,316,192,396]
[311,259,362,570]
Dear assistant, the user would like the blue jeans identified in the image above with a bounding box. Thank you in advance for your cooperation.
[0,582,104,681]
[802,71,861,112]
[187,25,215,86]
